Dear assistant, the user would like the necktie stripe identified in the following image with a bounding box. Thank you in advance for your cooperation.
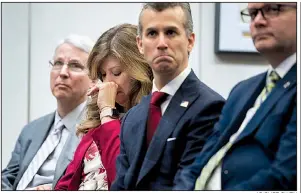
[16,122,64,190]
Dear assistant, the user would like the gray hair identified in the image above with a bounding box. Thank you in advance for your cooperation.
[138,3,193,37]
[54,34,95,56]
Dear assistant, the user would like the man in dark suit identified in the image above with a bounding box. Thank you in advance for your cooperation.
[2,34,95,190]
[111,3,225,190]
[174,2,297,190]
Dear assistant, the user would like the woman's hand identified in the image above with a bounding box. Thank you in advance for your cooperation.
[87,81,118,111]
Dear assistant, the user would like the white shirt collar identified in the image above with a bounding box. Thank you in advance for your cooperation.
[152,66,191,96]
[54,100,87,131]
[267,52,296,79]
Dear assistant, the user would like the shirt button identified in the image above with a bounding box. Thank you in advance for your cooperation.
[224,170,228,174]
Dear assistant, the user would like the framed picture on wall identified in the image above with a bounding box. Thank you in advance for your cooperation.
[215,3,258,53]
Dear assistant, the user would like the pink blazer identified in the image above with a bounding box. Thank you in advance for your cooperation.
[55,120,121,190]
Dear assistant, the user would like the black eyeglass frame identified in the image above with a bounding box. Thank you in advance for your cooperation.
[240,3,297,23]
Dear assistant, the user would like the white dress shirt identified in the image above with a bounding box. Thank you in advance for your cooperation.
[27,100,87,189]
[206,53,296,190]
[151,66,191,114]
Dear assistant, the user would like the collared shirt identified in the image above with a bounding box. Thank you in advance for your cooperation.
[266,53,296,80]
[27,100,87,189]
[206,53,296,190]
[151,66,191,114]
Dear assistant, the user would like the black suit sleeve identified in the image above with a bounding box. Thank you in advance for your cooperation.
[2,135,22,190]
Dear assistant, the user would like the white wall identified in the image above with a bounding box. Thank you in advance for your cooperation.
[198,3,268,98]
[2,3,29,168]
[29,3,147,121]
[2,3,270,167]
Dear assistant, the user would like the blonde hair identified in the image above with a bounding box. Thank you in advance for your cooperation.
[77,23,153,135]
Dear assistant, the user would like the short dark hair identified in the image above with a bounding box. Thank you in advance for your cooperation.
[138,3,193,37]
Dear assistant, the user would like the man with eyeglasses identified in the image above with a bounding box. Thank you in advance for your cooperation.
[2,34,95,190]
[173,3,296,190]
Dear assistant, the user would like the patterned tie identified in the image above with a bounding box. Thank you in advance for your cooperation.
[194,70,280,190]
[254,70,281,107]
[147,91,168,146]
[16,121,64,190]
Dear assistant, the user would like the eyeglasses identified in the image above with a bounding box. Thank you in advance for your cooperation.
[241,4,297,23]
[49,60,87,72]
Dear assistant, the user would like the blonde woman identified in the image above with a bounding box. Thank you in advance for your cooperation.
[55,23,153,190]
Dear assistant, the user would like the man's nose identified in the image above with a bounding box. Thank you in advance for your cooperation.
[59,64,70,79]
[253,10,267,26]
[157,34,168,50]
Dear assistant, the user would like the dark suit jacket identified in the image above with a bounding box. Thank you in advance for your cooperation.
[111,70,225,190]
[1,110,83,190]
[174,64,297,190]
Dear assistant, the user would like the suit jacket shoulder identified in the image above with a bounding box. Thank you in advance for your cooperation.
[114,70,225,190]
[229,72,266,98]
[2,112,55,190]
[19,112,55,139]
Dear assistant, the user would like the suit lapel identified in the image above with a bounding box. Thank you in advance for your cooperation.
[235,64,297,143]
[127,95,151,185]
[218,73,266,146]
[52,130,80,187]
[53,106,86,186]
[16,113,55,184]
[137,71,201,184]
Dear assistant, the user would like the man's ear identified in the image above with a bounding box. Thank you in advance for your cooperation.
[187,32,195,53]
[136,35,144,54]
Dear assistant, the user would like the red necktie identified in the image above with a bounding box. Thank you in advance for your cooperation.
[147,91,168,146]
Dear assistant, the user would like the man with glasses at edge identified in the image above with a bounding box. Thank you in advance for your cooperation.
[2,34,95,190]
[173,2,297,190]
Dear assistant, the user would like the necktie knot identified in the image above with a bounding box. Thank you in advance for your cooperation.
[151,91,168,106]
[253,70,281,109]
[265,70,281,94]
[269,70,280,84]
[53,121,64,134]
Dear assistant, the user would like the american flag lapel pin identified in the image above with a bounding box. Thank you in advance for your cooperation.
[283,81,291,88]
[180,101,189,108]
